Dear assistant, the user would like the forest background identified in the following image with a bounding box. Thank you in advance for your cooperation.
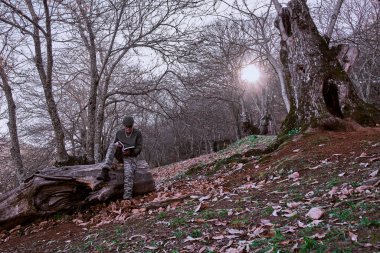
[0,0,379,193]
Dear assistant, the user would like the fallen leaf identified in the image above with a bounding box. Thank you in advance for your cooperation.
[194,202,203,213]
[297,220,306,228]
[306,207,324,220]
[225,248,240,253]
[9,225,21,234]
[328,187,338,198]
[95,220,111,227]
[199,246,207,253]
[228,228,244,235]
[369,157,380,162]
[145,246,158,250]
[369,169,378,178]
[73,219,89,226]
[212,235,225,240]
[183,244,196,251]
[184,236,202,242]
[287,202,302,209]
[260,219,273,226]
[308,220,324,227]
[288,172,300,180]
[283,211,297,217]
[291,243,299,251]
[235,163,244,171]
[311,232,327,239]
[220,240,234,252]
[225,235,239,239]
[282,226,297,233]
[129,235,147,240]
[355,185,372,193]
[309,164,321,170]
[338,172,346,177]
[199,195,212,202]
[214,221,227,226]
[248,226,266,238]
[305,191,315,198]
[349,231,358,242]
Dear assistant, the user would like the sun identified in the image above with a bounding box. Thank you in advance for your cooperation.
[241,64,261,83]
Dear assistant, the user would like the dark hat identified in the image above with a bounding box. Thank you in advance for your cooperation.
[122,116,134,126]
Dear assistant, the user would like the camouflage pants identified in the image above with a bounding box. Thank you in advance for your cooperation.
[103,143,136,199]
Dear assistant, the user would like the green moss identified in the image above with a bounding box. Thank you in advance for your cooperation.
[279,107,299,137]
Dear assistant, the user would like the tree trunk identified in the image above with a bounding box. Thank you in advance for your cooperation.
[268,55,291,112]
[0,60,24,181]
[0,161,155,230]
[274,0,380,133]
[25,0,69,162]
[324,0,345,41]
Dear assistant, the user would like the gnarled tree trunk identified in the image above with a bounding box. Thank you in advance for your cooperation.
[274,0,380,133]
[0,161,155,230]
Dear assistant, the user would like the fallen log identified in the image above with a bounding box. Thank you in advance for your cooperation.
[0,160,155,230]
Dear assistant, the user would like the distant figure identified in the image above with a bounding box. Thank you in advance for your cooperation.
[97,116,143,200]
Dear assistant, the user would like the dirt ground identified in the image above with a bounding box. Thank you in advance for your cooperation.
[0,128,379,252]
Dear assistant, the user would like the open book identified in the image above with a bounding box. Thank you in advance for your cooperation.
[117,141,135,151]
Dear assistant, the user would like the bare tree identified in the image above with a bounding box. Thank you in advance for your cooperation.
[177,20,254,139]
[0,0,69,162]
[58,0,204,163]
[219,0,291,113]
[0,30,24,181]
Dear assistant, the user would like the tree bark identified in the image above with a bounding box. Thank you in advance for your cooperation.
[0,161,155,230]
[274,0,380,133]
[0,59,24,181]
[268,55,291,112]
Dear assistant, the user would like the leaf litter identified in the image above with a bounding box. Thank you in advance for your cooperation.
[1,131,380,252]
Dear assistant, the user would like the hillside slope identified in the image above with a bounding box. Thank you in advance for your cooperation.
[0,129,379,252]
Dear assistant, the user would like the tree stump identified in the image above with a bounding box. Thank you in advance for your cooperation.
[0,160,155,230]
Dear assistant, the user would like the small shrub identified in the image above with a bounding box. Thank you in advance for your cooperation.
[158,211,167,219]
[170,217,186,227]
[359,217,380,227]
[173,229,185,238]
[300,237,326,252]
[329,209,353,221]
[262,206,274,216]
[190,229,202,238]
[250,238,268,248]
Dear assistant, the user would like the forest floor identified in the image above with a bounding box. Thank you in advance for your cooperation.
[0,128,379,253]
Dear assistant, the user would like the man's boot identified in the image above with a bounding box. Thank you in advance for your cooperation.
[97,167,110,182]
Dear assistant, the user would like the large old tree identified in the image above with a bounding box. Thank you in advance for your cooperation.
[272,0,380,133]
